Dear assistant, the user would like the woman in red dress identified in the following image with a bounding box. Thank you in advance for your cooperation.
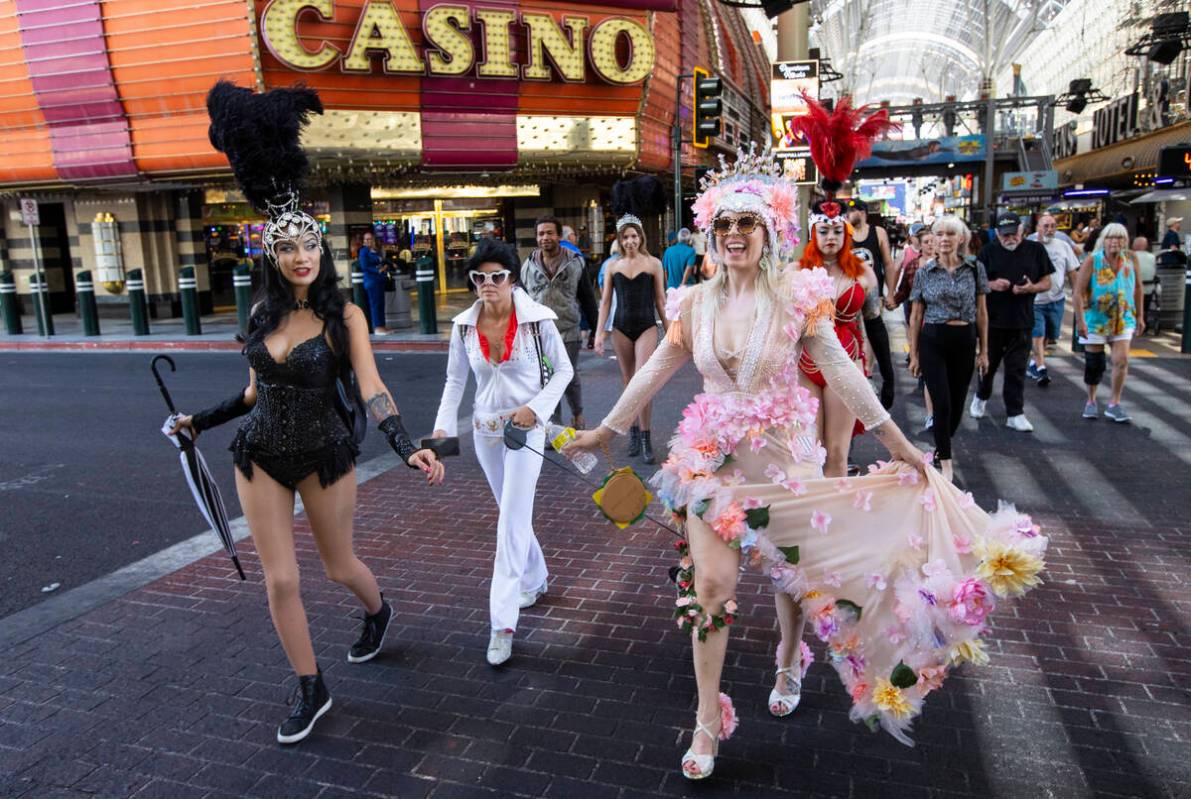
[798,200,879,476]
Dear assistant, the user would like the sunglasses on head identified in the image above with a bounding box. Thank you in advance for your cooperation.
[712,214,761,236]
[469,269,511,287]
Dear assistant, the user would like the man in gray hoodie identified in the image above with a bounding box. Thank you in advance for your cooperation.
[521,215,598,428]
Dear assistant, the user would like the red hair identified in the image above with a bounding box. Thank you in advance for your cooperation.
[801,226,865,280]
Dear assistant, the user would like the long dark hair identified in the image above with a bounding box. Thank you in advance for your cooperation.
[244,241,349,361]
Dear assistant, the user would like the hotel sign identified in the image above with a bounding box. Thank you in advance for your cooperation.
[261,0,657,85]
[1092,93,1139,150]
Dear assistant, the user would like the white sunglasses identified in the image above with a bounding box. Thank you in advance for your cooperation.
[469,269,512,287]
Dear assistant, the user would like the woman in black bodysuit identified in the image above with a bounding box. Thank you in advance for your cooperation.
[594,215,668,463]
[170,82,444,746]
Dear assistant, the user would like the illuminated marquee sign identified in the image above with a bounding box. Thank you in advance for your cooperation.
[261,0,656,85]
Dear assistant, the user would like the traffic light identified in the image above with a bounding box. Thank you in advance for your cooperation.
[692,67,722,149]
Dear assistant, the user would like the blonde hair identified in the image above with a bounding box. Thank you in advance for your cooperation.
[931,215,970,247]
[700,221,779,321]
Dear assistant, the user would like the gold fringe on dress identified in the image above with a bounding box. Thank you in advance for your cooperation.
[801,298,836,336]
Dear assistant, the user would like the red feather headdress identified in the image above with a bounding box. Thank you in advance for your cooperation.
[787,92,900,197]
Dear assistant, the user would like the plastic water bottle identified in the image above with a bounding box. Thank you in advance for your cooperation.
[546,423,598,474]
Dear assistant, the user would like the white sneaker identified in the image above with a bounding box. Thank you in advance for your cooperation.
[1006,415,1034,432]
[969,397,987,419]
[486,629,513,666]
[518,582,547,609]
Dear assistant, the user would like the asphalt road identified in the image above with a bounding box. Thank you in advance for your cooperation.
[0,350,464,618]
[1,342,905,620]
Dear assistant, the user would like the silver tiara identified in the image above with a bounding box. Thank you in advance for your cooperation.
[616,213,643,232]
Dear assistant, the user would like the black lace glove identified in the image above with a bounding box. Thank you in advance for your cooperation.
[378,415,419,467]
[192,390,250,433]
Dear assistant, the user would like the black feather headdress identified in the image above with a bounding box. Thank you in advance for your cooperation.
[611,175,667,219]
[206,80,323,217]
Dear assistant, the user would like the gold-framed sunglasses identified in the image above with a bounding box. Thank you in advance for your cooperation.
[469,269,512,287]
[712,214,761,236]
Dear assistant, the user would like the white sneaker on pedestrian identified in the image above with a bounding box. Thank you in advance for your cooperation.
[518,582,547,609]
[969,397,987,419]
[1005,415,1034,432]
[486,629,513,666]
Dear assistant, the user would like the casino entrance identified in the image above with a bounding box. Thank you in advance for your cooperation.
[370,190,523,293]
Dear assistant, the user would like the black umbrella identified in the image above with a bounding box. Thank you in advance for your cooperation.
[151,355,246,580]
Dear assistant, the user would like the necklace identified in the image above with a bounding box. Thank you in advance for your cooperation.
[293,298,311,310]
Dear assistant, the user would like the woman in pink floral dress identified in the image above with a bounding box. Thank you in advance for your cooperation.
[568,140,1048,780]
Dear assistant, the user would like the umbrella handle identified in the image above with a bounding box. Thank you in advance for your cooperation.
[150,355,178,415]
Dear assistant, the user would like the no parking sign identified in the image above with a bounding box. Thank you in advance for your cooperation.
[19,198,38,226]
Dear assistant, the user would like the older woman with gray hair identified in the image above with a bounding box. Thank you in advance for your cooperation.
[1073,222,1143,422]
[907,216,989,481]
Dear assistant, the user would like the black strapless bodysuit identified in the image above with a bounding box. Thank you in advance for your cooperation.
[230,333,359,489]
[612,272,659,341]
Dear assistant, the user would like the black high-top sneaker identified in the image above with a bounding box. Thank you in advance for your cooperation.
[627,425,641,457]
[640,430,655,465]
[277,670,331,745]
[348,595,393,663]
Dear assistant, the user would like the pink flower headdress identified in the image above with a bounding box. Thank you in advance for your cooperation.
[692,142,801,266]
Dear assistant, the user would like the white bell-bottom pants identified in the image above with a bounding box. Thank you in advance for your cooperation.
[474,430,549,632]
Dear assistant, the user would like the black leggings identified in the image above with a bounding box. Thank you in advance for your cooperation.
[864,315,895,407]
[918,323,976,461]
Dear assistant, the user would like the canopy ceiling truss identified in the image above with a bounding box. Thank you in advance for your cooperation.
[809,0,1075,106]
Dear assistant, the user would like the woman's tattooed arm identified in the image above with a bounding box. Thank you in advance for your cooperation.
[366,391,398,425]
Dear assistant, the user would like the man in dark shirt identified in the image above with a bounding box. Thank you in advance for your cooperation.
[970,212,1051,432]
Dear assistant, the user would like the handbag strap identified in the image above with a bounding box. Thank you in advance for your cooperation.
[530,321,554,389]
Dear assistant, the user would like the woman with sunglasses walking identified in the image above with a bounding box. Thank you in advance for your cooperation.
[567,130,1047,778]
[431,239,574,666]
[594,214,668,463]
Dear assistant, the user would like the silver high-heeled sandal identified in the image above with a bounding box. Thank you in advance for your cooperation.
[769,666,802,717]
[680,715,721,780]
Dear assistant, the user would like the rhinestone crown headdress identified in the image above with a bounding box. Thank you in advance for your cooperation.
[615,213,643,233]
[691,142,800,264]
[262,190,322,254]
[807,200,848,229]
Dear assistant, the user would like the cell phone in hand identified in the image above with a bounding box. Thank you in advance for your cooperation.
[419,437,460,457]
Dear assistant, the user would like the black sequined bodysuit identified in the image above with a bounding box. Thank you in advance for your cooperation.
[230,332,359,489]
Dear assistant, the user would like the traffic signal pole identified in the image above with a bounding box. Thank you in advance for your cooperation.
[674,76,688,232]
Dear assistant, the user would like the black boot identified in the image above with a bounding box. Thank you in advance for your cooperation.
[640,430,655,465]
[627,425,641,457]
[348,594,392,664]
[277,670,332,745]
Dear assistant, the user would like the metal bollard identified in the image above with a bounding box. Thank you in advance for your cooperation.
[233,263,253,335]
[1182,268,1191,355]
[75,270,101,336]
[0,271,21,334]
[29,272,54,336]
[127,268,150,336]
[178,265,202,335]
[416,262,437,334]
[351,265,373,333]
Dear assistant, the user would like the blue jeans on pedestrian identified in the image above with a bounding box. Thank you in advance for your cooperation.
[1032,299,1064,340]
[364,279,386,329]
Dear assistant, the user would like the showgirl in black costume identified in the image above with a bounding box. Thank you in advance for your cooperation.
[170,81,445,745]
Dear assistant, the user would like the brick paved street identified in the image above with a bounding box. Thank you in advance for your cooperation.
[1,343,1188,799]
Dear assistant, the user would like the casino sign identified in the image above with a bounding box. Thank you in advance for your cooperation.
[262,0,657,85]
